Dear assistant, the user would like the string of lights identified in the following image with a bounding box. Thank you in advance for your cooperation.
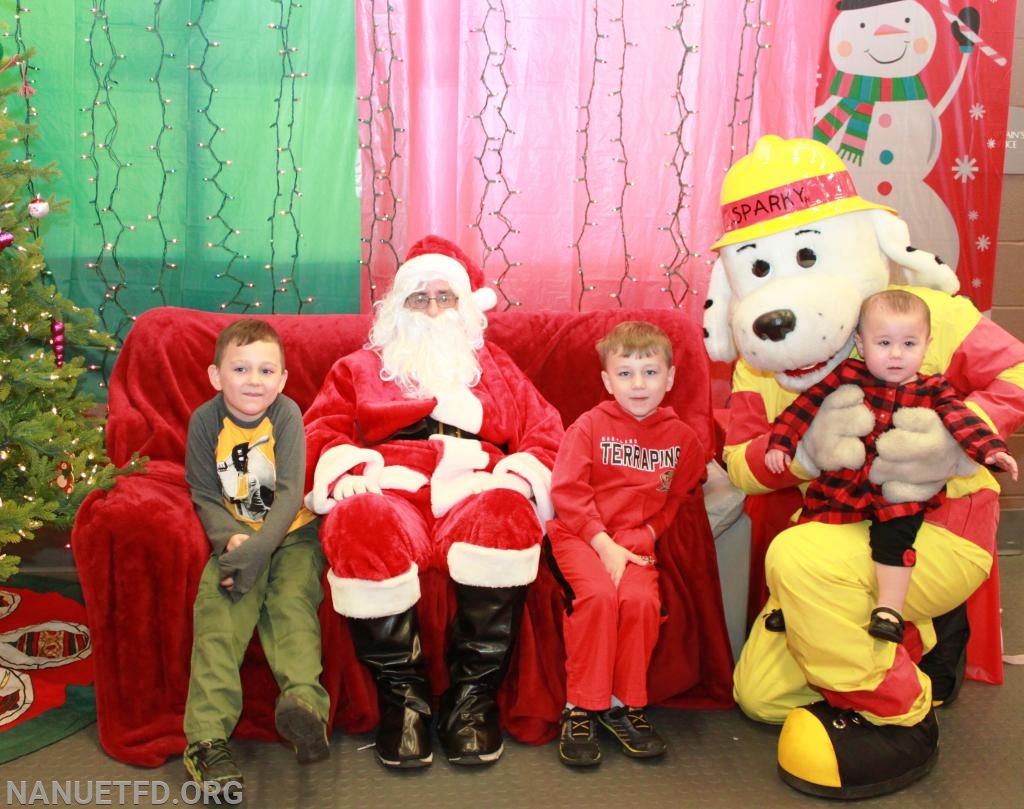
[570,2,602,310]
[10,1,37,220]
[266,0,311,312]
[657,1,698,308]
[80,0,318,355]
[572,2,704,310]
[606,7,638,307]
[468,0,521,309]
[358,0,404,306]
[4,3,1005,340]
[729,1,772,167]
[145,0,175,311]
[83,0,134,356]
[189,1,253,312]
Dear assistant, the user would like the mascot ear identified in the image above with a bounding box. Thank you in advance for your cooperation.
[703,256,737,363]
[869,210,960,295]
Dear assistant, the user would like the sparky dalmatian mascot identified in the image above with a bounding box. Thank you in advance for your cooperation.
[704,135,1024,799]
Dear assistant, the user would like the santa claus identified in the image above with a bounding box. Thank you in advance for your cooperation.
[303,236,563,769]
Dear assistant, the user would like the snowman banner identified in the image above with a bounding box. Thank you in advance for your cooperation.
[813,0,1017,311]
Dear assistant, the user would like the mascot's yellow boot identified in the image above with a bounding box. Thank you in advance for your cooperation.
[777,701,939,800]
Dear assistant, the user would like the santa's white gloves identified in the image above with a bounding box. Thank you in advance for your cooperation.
[307,435,552,521]
[870,407,978,503]
[794,384,874,476]
[306,446,429,514]
[334,474,382,499]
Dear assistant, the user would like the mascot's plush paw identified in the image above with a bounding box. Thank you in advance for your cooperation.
[871,408,978,500]
[777,701,938,800]
[795,384,872,474]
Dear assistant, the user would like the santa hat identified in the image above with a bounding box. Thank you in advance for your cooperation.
[395,235,498,313]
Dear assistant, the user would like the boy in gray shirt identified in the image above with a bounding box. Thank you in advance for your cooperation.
[183,319,330,795]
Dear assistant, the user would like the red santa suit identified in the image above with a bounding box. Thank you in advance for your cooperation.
[304,341,562,615]
[302,235,563,770]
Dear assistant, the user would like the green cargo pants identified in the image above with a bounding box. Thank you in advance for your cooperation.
[184,525,329,742]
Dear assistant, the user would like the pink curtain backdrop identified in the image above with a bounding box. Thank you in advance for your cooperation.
[357,0,828,319]
[356,1,1015,318]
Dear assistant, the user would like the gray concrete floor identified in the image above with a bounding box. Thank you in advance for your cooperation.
[3,531,1023,808]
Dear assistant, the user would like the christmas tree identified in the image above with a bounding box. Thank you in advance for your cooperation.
[0,82,139,580]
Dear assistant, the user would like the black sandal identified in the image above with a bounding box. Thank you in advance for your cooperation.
[868,607,905,643]
[764,608,786,632]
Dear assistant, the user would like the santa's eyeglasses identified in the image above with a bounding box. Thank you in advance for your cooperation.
[405,291,459,310]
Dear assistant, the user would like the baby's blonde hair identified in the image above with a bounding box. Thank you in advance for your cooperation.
[858,290,931,338]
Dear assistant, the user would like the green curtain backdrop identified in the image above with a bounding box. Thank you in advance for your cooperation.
[2,0,361,349]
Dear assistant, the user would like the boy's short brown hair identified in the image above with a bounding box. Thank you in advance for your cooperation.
[858,289,931,337]
[596,320,674,368]
[213,319,286,368]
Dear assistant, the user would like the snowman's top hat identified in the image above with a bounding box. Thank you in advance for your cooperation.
[836,0,902,10]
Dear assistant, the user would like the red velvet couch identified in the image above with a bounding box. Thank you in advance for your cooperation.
[72,306,735,766]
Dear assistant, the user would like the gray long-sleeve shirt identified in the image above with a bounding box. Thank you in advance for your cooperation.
[185,392,313,599]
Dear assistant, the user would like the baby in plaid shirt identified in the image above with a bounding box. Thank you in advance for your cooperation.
[765,289,1017,643]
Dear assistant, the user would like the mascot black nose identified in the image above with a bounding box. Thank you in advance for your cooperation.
[753,309,796,342]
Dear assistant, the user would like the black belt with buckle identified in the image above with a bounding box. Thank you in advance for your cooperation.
[356,416,505,451]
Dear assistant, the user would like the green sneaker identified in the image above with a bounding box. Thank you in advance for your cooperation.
[183,739,244,792]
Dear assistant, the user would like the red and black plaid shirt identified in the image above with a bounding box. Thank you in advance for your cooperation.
[769,359,1008,523]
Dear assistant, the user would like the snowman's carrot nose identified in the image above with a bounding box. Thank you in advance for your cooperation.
[873,24,907,36]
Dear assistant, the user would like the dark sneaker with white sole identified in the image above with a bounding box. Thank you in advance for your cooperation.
[598,706,667,758]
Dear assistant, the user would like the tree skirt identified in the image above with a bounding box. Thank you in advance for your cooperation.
[0,574,95,764]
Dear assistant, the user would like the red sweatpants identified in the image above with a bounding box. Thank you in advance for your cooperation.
[551,534,661,710]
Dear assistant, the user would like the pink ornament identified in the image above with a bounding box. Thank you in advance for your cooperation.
[28,197,49,219]
[0,231,13,250]
[51,320,65,368]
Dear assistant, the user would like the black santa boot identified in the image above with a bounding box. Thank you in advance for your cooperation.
[347,607,433,768]
[437,583,527,765]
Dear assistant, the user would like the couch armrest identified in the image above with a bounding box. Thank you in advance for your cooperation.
[72,461,210,766]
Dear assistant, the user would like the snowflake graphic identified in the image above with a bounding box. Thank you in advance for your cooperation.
[976,235,991,251]
[972,277,983,289]
[968,210,979,221]
[952,155,979,183]
[987,138,997,149]
[969,103,986,120]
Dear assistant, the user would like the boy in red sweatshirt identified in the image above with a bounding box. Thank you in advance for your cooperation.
[547,321,706,767]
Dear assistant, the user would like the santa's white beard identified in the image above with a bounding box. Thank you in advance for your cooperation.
[373,307,483,399]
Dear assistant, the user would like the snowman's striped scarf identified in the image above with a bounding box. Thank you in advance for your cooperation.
[812,71,928,165]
